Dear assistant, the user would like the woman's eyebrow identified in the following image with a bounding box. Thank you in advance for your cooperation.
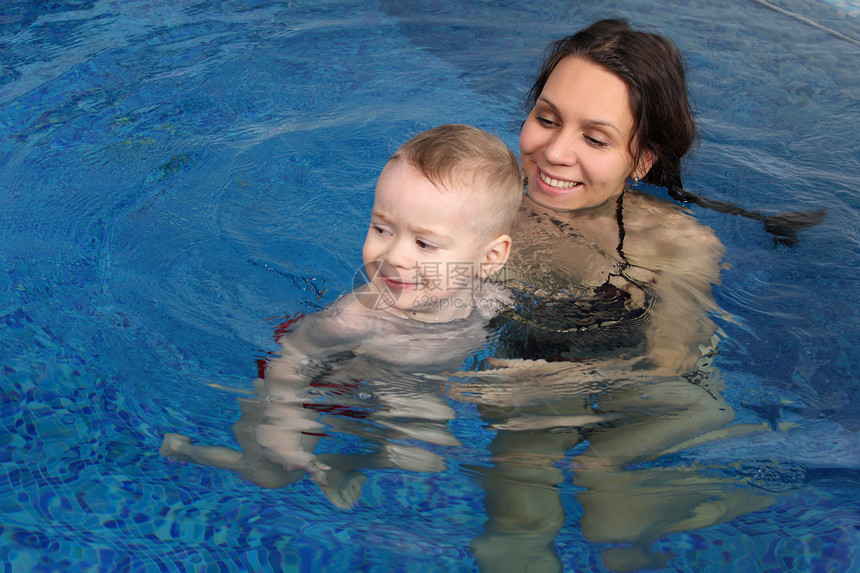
[583,119,623,137]
[536,95,561,115]
[537,95,623,136]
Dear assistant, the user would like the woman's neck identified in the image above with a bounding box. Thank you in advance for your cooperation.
[519,191,628,260]
[522,188,623,222]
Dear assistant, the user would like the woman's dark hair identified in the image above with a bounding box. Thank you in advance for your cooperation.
[527,18,824,246]
[527,19,693,196]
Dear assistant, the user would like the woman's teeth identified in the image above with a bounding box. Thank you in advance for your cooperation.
[539,170,578,189]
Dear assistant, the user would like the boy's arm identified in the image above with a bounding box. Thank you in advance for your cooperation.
[252,374,331,479]
[254,301,371,476]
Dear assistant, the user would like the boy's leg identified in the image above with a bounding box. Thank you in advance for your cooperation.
[159,382,305,489]
[159,432,244,469]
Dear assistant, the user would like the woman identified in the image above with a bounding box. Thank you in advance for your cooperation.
[500,18,724,375]
[463,20,772,572]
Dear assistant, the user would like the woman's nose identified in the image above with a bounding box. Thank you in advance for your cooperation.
[543,131,578,165]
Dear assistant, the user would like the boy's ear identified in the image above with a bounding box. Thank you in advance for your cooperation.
[480,234,512,278]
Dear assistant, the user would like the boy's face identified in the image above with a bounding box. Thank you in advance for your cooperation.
[361,160,507,322]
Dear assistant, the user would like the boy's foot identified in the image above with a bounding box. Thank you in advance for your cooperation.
[381,443,446,473]
[159,432,193,460]
[318,469,367,509]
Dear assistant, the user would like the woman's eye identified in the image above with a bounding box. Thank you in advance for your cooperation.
[536,116,555,128]
[585,135,608,148]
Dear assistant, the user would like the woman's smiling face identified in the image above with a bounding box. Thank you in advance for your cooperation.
[519,56,650,213]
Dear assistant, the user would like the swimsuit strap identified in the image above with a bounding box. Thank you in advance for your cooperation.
[610,190,652,293]
[615,192,628,268]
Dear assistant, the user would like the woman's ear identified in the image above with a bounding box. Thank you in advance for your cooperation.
[480,234,512,278]
[633,149,656,181]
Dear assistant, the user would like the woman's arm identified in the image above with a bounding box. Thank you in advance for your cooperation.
[623,191,726,374]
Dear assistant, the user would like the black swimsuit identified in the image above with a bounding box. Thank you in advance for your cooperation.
[490,192,653,362]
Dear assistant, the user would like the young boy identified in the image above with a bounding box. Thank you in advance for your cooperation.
[160,124,524,505]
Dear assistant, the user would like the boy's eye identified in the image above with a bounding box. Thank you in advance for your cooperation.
[416,239,438,251]
[371,224,392,236]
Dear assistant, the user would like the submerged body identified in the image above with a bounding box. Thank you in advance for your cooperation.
[458,20,774,572]
[161,124,523,506]
[501,189,725,372]
[161,297,500,505]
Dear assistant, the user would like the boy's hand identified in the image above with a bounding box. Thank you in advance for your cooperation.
[254,424,331,476]
[305,458,332,485]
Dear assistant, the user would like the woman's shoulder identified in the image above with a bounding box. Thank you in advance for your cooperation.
[624,189,690,221]
[622,189,725,280]
[624,190,721,244]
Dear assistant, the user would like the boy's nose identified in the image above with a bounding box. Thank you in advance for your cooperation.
[383,240,413,270]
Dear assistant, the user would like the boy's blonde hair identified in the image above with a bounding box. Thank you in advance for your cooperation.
[389,124,524,238]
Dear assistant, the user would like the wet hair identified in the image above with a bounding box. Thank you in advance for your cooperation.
[527,19,825,246]
[390,124,524,237]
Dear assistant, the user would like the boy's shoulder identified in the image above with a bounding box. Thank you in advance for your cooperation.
[277,291,378,355]
[473,281,513,319]
[282,283,510,370]
[306,290,379,338]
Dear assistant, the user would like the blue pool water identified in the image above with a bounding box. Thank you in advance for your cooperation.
[1,0,859,571]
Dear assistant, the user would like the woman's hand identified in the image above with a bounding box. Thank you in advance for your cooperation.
[446,356,654,406]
